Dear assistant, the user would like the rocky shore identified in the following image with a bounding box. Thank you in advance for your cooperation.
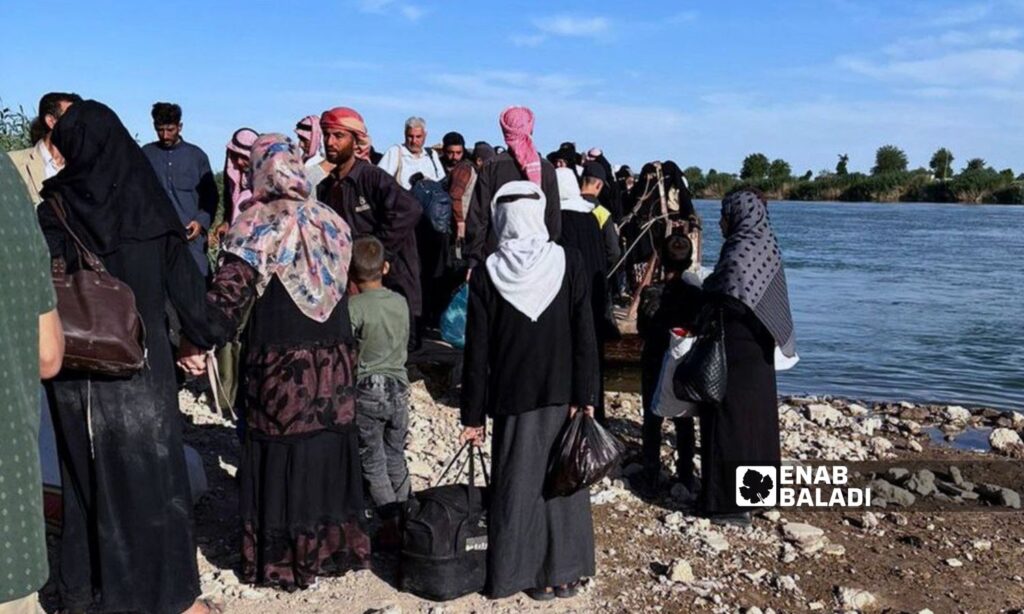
[174,379,1024,614]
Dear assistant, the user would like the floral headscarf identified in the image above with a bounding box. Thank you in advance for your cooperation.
[222,133,352,322]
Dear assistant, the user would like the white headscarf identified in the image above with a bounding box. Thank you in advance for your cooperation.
[485,181,567,322]
[556,167,594,213]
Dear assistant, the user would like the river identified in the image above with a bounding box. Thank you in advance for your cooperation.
[629,200,1024,410]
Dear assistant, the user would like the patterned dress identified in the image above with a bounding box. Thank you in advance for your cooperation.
[207,255,370,589]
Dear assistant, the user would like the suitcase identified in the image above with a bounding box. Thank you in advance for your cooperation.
[400,443,489,601]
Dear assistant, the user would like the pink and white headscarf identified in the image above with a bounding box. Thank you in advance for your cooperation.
[499,106,542,186]
[224,127,259,219]
[295,115,322,162]
[222,134,352,323]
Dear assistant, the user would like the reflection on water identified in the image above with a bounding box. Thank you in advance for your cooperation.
[610,201,1023,410]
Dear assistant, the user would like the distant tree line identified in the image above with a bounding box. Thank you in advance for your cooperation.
[686,145,1023,204]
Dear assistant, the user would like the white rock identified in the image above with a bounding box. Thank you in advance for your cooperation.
[663,511,685,527]
[945,406,972,423]
[702,531,730,553]
[240,589,265,600]
[945,558,963,568]
[836,586,878,610]
[806,403,844,426]
[668,559,695,583]
[989,428,1023,453]
[870,437,894,456]
[973,539,993,551]
[908,439,924,453]
[782,522,824,544]
[848,403,870,416]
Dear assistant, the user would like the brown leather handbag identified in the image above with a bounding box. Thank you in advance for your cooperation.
[48,197,147,377]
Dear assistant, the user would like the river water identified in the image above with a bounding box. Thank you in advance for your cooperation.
[675,200,1022,410]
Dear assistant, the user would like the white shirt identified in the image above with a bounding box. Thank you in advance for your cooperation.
[37,140,61,179]
[378,144,445,189]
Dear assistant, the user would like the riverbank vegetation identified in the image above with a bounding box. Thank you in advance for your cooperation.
[686,146,1023,204]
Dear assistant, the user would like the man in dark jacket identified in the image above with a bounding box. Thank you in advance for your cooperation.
[318,107,423,323]
[465,106,560,268]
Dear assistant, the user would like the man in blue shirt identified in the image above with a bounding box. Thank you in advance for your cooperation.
[142,102,218,276]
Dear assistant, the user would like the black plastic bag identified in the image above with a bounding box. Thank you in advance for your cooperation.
[673,308,727,405]
[546,411,625,497]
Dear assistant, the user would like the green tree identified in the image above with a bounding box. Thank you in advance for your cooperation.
[929,147,954,180]
[768,158,792,184]
[872,145,909,175]
[740,153,770,181]
[0,103,31,153]
[682,166,704,186]
[836,154,849,176]
[801,170,813,181]
[965,158,987,172]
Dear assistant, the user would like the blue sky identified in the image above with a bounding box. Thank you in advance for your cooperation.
[4,0,1023,175]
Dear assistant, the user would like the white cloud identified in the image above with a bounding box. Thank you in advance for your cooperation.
[883,27,1022,56]
[533,15,611,38]
[924,3,993,27]
[355,0,425,21]
[510,33,546,48]
[839,48,1024,86]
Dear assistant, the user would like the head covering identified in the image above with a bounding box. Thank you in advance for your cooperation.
[225,127,259,216]
[485,181,566,322]
[582,161,607,184]
[222,134,352,323]
[295,115,322,162]
[704,190,796,357]
[556,167,594,213]
[498,106,541,185]
[615,165,633,181]
[473,141,495,164]
[320,107,372,161]
[586,147,603,161]
[442,131,465,148]
[40,100,184,255]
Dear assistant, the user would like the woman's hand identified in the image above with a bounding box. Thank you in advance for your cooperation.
[570,405,595,418]
[460,425,486,447]
[177,338,208,376]
[209,223,230,249]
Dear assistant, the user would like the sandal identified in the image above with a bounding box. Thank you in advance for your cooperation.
[555,581,580,598]
[525,587,556,602]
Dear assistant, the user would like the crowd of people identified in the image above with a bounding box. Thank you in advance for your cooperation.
[0,91,795,613]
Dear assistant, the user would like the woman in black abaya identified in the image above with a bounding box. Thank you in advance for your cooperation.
[698,188,796,527]
[38,100,214,614]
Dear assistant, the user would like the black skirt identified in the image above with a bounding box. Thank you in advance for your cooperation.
[240,425,371,590]
[699,304,781,514]
[487,405,596,597]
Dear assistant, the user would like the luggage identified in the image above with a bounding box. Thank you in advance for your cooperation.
[401,443,489,601]
[440,283,469,348]
[673,308,728,405]
[412,178,453,234]
[546,410,625,497]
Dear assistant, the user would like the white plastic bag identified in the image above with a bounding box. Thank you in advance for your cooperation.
[651,328,701,418]
[774,347,800,371]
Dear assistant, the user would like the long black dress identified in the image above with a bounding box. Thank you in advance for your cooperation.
[698,295,781,514]
[558,209,609,423]
[39,228,209,614]
[205,255,370,590]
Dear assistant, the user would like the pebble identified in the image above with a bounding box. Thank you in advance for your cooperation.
[945,405,972,424]
[973,539,993,551]
[945,558,963,568]
[836,586,878,610]
[668,559,695,583]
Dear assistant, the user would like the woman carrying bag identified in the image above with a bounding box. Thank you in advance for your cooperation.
[459,180,599,601]
[697,188,796,527]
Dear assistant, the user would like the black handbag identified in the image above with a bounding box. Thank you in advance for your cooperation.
[673,308,727,405]
[400,443,489,601]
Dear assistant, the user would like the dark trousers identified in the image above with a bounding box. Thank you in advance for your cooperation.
[355,375,411,510]
[641,410,696,488]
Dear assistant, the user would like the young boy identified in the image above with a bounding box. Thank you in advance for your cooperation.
[349,237,412,522]
[637,233,704,499]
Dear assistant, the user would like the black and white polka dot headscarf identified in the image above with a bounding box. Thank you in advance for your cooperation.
[705,190,796,357]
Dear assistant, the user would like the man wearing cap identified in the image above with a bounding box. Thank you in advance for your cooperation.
[318,108,423,332]
[581,161,622,271]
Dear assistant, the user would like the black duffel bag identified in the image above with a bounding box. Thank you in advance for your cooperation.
[400,443,490,601]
